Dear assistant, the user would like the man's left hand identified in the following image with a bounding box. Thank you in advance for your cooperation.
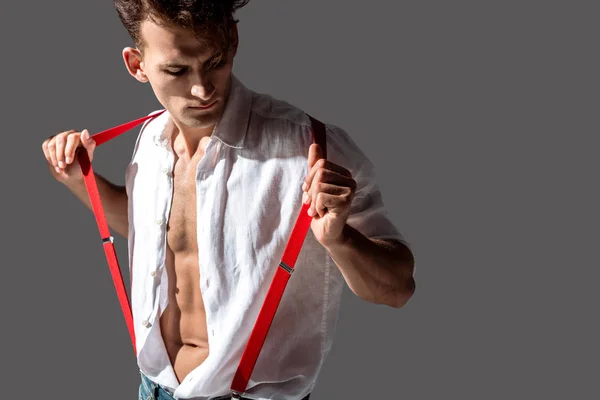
[301,143,357,247]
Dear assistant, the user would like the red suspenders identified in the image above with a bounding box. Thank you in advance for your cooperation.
[78,109,168,354]
[230,114,326,399]
[77,109,327,397]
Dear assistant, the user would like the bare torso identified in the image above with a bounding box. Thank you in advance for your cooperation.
[159,136,211,383]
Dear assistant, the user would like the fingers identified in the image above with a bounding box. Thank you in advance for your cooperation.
[42,129,95,175]
[307,143,324,169]
[312,184,355,217]
[80,129,96,160]
[301,153,356,218]
[43,132,68,173]
[312,192,334,218]
[303,165,355,203]
[64,132,80,165]
[302,158,352,193]
[54,132,68,169]
[309,190,354,218]
[42,136,54,169]
[303,168,355,200]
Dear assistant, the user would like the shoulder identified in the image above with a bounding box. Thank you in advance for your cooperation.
[139,109,168,142]
[125,109,168,181]
[322,122,371,174]
[127,109,170,156]
[246,90,370,173]
[248,90,312,134]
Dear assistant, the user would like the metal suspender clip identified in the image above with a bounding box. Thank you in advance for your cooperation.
[278,260,294,274]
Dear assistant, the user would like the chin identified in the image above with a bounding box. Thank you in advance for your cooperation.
[179,108,221,128]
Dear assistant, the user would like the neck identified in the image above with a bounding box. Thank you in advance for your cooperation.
[170,121,215,159]
[166,115,215,158]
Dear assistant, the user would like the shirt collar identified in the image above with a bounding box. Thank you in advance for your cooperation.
[153,74,252,149]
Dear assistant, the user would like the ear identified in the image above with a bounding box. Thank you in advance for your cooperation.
[122,47,148,83]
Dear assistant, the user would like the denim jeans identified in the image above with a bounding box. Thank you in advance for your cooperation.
[138,371,311,400]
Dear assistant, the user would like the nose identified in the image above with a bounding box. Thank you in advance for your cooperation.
[191,75,215,100]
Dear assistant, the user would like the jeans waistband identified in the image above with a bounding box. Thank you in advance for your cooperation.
[139,371,244,400]
[139,370,311,400]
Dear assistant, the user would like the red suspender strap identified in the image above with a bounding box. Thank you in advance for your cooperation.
[76,108,327,390]
[230,114,327,399]
[77,109,166,354]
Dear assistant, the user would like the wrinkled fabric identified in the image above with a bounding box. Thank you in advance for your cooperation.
[126,74,409,400]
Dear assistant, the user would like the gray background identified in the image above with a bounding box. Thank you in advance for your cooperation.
[1,0,598,399]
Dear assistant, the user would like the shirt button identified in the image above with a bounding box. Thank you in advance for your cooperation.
[142,319,151,328]
[156,219,163,225]
[162,167,169,174]
[150,271,156,277]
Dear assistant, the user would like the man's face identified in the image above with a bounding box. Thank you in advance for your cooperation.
[128,19,236,132]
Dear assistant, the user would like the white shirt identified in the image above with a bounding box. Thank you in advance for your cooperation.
[125,74,410,399]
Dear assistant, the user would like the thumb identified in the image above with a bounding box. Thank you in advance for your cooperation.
[81,129,96,161]
[307,143,323,169]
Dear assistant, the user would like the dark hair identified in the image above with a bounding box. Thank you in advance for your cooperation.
[114,0,250,56]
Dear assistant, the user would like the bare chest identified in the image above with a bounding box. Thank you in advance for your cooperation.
[166,159,200,254]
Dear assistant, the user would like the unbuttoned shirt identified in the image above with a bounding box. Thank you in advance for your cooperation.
[125,74,410,400]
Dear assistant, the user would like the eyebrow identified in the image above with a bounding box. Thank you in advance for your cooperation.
[158,52,224,70]
[159,63,188,69]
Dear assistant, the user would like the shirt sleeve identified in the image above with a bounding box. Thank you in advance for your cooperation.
[324,123,413,252]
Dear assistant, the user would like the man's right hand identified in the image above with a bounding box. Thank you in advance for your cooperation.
[42,129,97,184]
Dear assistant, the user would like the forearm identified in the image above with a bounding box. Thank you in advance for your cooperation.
[324,223,416,308]
[63,173,129,238]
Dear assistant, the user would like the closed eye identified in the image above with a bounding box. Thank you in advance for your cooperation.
[164,68,187,76]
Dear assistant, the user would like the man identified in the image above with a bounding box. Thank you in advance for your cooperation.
[41,1,416,399]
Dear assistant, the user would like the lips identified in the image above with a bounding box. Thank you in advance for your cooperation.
[190,101,217,109]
